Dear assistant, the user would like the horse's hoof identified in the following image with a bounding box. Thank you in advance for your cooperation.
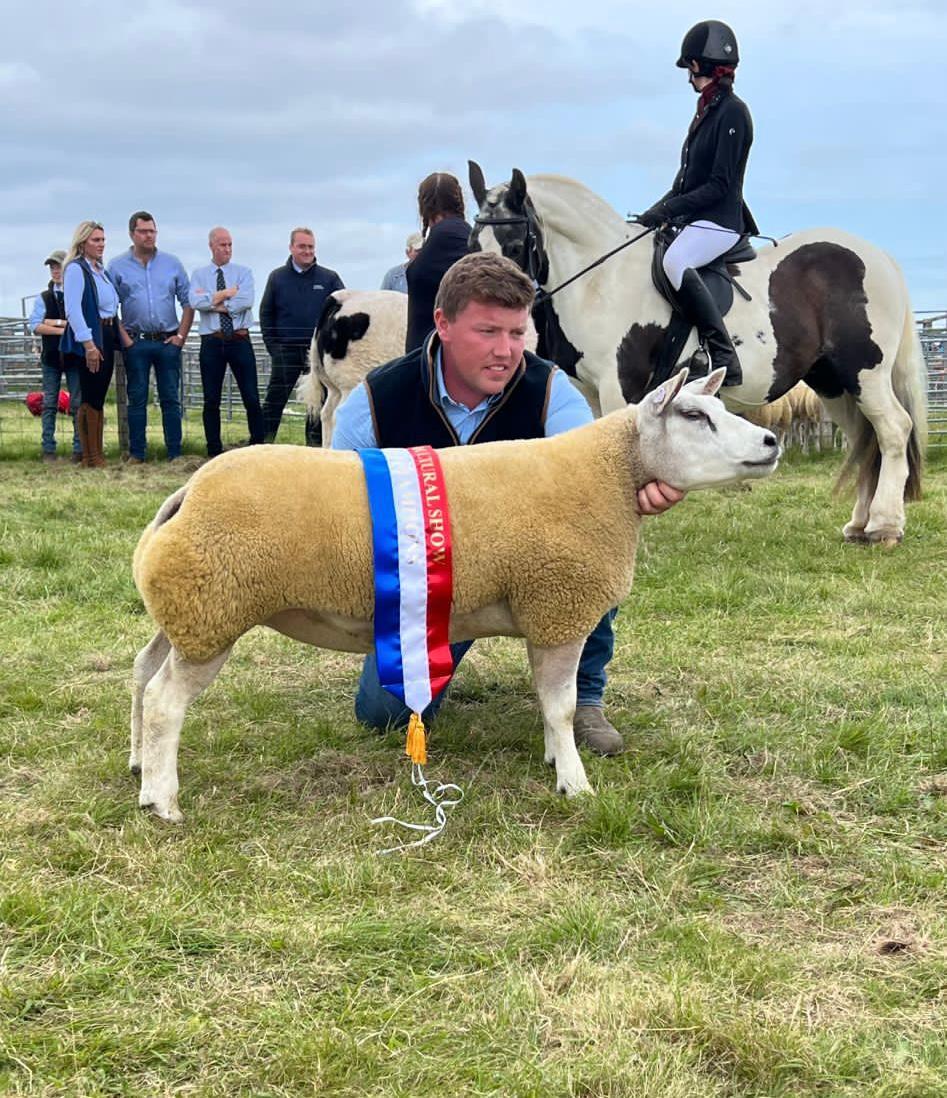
[843,524,869,543]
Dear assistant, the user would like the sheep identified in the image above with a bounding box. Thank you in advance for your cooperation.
[298,290,407,448]
[299,290,541,446]
[130,367,779,823]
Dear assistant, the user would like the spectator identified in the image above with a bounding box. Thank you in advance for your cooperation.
[189,227,265,457]
[108,211,193,463]
[259,227,344,445]
[60,222,128,468]
[380,231,423,293]
[29,249,81,464]
[404,172,471,352]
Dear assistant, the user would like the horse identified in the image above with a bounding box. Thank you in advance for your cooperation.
[467,162,927,546]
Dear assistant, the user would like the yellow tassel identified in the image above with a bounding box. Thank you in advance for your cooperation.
[405,712,427,765]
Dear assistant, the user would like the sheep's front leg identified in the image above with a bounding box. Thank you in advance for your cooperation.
[139,646,232,823]
[130,631,171,776]
[527,639,592,797]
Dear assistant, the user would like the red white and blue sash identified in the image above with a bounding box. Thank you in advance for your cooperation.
[359,446,454,759]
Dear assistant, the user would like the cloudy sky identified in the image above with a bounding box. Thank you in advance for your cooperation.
[2,0,944,316]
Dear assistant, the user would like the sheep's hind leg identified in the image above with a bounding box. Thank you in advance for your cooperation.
[139,645,232,823]
[130,631,172,776]
[527,639,591,797]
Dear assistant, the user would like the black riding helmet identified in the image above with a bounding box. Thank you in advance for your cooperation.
[676,20,739,72]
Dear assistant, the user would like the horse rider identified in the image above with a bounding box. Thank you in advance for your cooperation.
[635,19,758,387]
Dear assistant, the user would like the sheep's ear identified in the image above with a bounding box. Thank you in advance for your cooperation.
[684,367,726,396]
[647,367,689,415]
[509,168,528,211]
[469,160,487,207]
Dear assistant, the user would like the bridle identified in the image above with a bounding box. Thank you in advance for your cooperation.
[471,206,549,287]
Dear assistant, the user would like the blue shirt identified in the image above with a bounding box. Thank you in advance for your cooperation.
[189,261,254,335]
[63,260,119,343]
[332,349,593,451]
[107,248,190,334]
[380,263,408,294]
[29,289,63,333]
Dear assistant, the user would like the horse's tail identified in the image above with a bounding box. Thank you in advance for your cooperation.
[836,298,927,502]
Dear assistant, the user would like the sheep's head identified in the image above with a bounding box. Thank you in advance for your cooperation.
[637,368,780,491]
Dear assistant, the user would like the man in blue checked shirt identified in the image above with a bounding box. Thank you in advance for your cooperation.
[189,228,265,457]
[332,252,685,758]
[108,211,193,463]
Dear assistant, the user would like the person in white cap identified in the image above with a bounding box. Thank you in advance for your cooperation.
[28,249,82,463]
[380,231,424,294]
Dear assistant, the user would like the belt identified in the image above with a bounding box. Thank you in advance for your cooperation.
[133,330,178,342]
[203,328,250,341]
[101,317,115,327]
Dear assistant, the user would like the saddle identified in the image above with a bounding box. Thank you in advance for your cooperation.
[649,227,757,385]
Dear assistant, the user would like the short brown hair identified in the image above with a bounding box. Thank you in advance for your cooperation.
[128,210,155,234]
[290,227,315,246]
[417,172,465,233]
[435,252,535,320]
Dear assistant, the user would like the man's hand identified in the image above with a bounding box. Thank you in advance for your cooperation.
[636,481,686,515]
[165,332,186,347]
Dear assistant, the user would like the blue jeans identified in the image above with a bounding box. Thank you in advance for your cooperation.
[41,361,81,455]
[354,609,617,730]
[125,339,183,459]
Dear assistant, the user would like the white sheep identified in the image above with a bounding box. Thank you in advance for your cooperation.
[298,290,407,448]
[130,368,779,822]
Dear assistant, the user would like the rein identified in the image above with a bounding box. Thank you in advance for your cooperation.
[473,211,654,305]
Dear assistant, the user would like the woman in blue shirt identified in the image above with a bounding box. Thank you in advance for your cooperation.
[61,221,128,467]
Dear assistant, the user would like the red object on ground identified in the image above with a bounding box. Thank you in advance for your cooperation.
[25,391,71,416]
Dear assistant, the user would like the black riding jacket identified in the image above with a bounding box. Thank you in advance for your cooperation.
[654,87,758,235]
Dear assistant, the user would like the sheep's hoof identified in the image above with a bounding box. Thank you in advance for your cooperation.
[556,778,594,798]
[129,762,142,778]
[139,797,183,824]
[843,524,869,543]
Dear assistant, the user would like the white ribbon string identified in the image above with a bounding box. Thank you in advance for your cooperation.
[371,763,464,856]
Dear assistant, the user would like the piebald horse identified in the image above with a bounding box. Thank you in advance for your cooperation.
[468,163,926,546]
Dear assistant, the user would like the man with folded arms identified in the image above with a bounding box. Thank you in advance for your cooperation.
[109,211,193,462]
[189,228,264,457]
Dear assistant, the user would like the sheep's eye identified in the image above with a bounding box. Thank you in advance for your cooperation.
[681,409,706,422]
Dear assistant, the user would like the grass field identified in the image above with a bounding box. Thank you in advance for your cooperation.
[1,447,945,1097]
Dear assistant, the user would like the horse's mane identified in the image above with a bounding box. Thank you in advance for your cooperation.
[525,175,628,246]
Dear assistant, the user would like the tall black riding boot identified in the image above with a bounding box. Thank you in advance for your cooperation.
[677,269,742,387]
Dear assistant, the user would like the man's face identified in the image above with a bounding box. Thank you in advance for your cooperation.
[290,233,315,268]
[435,300,529,406]
[48,263,63,285]
[210,231,233,267]
[131,219,158,253]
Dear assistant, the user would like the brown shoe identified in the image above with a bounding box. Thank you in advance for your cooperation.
[76,404,91,467]
[126,456,146,465]
[70,452,83,464]
[574,706,624,756]
[41,452,58,464]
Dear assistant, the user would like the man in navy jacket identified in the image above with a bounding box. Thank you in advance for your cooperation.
[259,227,343,444]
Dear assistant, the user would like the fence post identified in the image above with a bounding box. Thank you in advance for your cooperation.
[114,354,129,458]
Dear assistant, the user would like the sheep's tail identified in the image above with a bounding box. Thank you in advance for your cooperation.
[836,299,927,503]
[132,485,188,589]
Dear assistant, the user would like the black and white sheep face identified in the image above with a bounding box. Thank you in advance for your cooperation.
[638,368,781,491]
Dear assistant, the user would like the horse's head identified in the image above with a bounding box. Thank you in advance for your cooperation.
[468,161,549,284]
[637,368,781,490]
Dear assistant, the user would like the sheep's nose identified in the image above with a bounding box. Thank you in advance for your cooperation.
[762,432,778,448]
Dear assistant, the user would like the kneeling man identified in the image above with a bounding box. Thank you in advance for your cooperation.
[332,252,683,755]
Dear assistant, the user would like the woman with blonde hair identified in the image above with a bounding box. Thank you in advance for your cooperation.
[60,221,128,466]
[404,171,471,352]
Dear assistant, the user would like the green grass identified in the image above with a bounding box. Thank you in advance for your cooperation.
[1,451,945,1096]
